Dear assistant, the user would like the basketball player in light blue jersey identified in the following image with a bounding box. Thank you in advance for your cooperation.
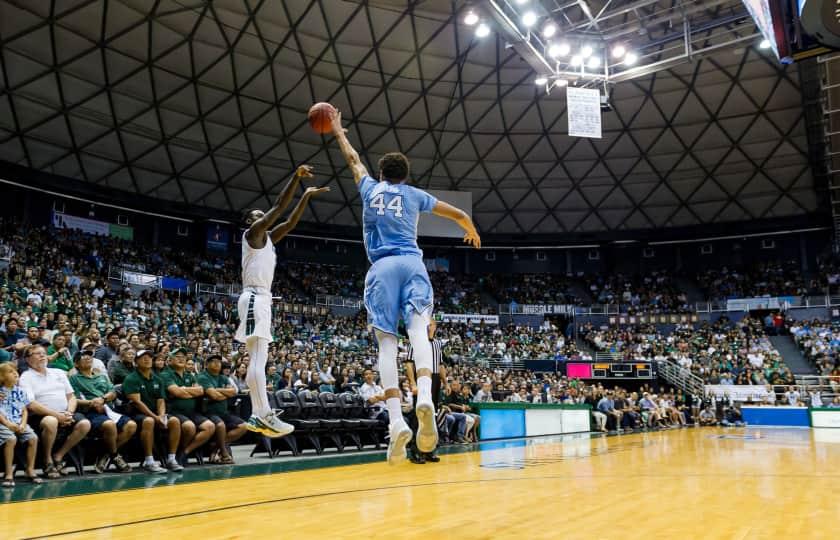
[330,110,480,464]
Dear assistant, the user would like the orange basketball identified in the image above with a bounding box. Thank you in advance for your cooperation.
[308,102,336,134]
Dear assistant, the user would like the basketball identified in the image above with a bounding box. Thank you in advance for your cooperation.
[308,102,336,134]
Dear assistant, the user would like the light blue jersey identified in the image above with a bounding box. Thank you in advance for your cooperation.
[359,175,437,264]
[359,175,438,335]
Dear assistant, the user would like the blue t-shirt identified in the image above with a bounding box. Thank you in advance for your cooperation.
[0,385,30,424]
[359,175,437,263]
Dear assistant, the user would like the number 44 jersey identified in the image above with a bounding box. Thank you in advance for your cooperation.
[359,175,438,264]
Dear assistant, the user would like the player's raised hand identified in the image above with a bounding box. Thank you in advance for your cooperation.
[295,164,315,179]
[331,109,346,134]
[304,186,331,198]
[463,228,481,249]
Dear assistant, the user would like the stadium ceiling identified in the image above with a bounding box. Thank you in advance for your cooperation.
[0,0,821,235]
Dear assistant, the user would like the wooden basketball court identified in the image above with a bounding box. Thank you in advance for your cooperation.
[1,427,837,539]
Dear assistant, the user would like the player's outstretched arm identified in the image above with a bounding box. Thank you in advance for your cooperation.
[270,185,331,243]
[248,165,314,242]
[432,200,481,249]
[330,110,369,184]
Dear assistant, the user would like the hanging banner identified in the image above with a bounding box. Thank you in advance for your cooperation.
[520,304,577,315]
[52,212,134,240]
[438,313,499,325]
[567,87,602,139]
[206,223,230,253]
[109,223,134,240]
[52,212,109,236]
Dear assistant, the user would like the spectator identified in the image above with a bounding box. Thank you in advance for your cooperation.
[473,382,494,403]
[46,334,73,372]
[196,355,247,464]
[359,369,387,424]
[160,348,215,465]
[0,363,41,486]
[597,390,623,431]
[96,331,121,375]
[18,345,91,479]
[698,406,717,426]
[233,364,249,394]
[443,381,479,441]
[122,350,183,473]
[69,351,135,473]
[109,344,135,385]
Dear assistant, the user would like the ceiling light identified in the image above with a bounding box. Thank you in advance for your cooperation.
[542,23,557,38]
[535,77,548,85]
[581,45,593,58]
[624,52,638,65]
[522,11,538,27]
[475,23,491,38]
[515,0,530,4]
[464,11,479,26]
[557,42,571,56]
[612,44,626,58]
[554,79,568,87]
[587,56,601,69]
[570,55,582,67]
[548,44,562,58]
[759,38,771,49]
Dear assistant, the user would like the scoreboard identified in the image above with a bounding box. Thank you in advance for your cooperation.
[565,362,654,380]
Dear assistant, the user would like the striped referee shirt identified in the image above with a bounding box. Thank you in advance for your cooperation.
[407,338,443,373]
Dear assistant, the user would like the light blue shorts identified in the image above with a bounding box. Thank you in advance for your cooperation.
[364,255,433,336]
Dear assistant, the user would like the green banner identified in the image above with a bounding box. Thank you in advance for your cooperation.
[109,223,134,240]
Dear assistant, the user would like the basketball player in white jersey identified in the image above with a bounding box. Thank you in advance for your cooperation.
[237,164,329,437]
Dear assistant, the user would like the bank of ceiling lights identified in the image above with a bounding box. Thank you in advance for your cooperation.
[465,0,767,91]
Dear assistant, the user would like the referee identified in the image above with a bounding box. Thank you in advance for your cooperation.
[404,319,446,464]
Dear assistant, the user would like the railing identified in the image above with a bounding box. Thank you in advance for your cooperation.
[0,244,10,269]
[694,295,840,313]
[595,352,625,362]
[656,358,705,397]
[316,294,363,309]
[195,282,241,298]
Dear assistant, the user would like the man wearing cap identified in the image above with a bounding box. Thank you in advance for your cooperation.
[160,347,215,465]
[197,355,247,464]
[122,350,183,473]
[18,345,91,478]
[69,350,136,473]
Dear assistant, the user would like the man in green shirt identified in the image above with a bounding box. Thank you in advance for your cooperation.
[122,350,183,473]
[69,351,135,473]
[160,348,215,465]
[197,355,247,464]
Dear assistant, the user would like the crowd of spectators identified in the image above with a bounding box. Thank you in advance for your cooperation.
[580,316,796,386]
[485,273,580,306]
[696,261,811,301]
[585,270,689,313]
[433,321,589,364]
[1,218,838,485]
[790,320,840,390]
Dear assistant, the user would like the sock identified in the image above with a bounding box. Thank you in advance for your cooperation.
[167,453,176,462]
[144,456,155,465]
[386,397,403,427]
[246,337,271,417]
[417,376,432,403]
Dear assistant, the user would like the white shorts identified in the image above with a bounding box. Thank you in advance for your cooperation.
[235,288,273,342]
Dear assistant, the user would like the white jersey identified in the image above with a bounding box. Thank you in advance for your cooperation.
[241,231,276,290]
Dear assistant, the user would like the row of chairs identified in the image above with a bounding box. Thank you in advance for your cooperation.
[253,390,387,457]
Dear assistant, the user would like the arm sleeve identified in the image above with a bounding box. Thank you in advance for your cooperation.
[59,371,74,395]
[358,175,376,200]
[122,376,138,396]
[414,187,438,214]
